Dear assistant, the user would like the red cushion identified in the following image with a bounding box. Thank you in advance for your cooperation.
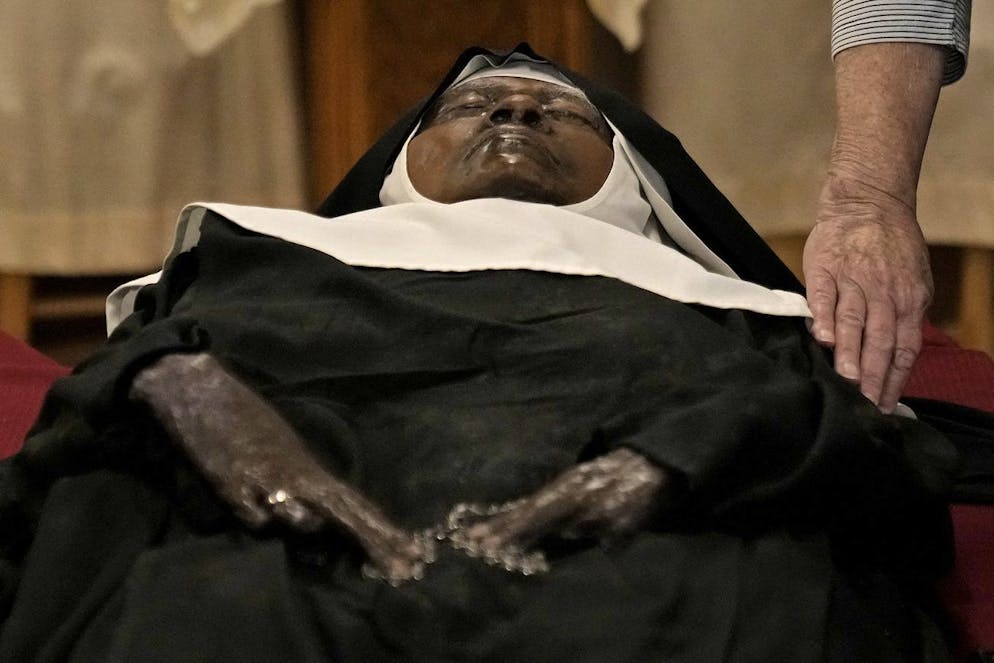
[907,322,994,658]
[0,331,68,459]
[937,504,994,659]
[904,323,994,413]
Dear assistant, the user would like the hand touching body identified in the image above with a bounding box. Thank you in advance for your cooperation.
[805,42,944,413]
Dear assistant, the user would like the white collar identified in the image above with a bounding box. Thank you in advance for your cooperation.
[106,201,811,335]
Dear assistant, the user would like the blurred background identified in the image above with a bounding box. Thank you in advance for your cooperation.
[1,0,990,365]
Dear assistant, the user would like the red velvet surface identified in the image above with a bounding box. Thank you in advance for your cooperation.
[904,323,994,413]
[0,331,68,460]
[0,324,991,655]
[906,323,994,658]
[938,504,994,658]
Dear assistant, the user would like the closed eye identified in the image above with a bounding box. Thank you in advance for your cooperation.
[547,107,596,127]
[419,80,611,143]
[544,104,611,141]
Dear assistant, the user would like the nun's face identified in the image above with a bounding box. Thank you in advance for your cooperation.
[406,77,614,205]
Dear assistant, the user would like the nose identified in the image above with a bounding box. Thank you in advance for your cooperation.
[488,93,544,128]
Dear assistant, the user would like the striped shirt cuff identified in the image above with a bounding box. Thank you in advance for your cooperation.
[831,0,972,84]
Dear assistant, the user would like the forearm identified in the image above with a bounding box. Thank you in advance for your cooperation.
[131,353,430,583]
[829,42,945,208]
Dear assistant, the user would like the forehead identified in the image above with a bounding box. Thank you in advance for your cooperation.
[419,76,611,141]
[446,76,594,105]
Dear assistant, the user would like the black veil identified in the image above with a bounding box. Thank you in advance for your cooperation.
[316,43,801,294]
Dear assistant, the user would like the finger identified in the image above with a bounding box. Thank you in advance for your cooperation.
[877,315,923,414]
[363,533,434,585]
[832,280,867,383]
[857,300,897,407]
[297,478,432,579]
[226,484,273,529]
[266,490,325,532]
[559,504,640,540]
[466,487,577,550]
[464,502,553,550]
[804,270,839,347]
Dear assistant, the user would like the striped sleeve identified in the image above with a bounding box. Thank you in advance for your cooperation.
[831,0,972,84]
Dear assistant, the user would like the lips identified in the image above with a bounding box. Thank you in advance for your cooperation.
[466,127,560,168]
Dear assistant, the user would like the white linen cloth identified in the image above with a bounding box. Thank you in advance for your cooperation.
[106,200,811,335]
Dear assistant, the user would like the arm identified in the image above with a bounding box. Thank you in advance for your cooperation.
[129,352,432,584]
[454,448,669,562]
[131,353,668,577]
[804,41,944,413]
[806,0,971,413]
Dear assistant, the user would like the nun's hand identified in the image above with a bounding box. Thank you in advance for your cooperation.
[455,448,668,558]
[804,172,932,414]
[130,352,431,584]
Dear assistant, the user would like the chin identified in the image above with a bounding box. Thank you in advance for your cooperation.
[459,172,572,206]
[498,188,569,205]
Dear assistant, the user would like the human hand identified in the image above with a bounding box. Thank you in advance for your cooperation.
[130,353,432,584]
[451,448,667,564]
[804,172,933,413]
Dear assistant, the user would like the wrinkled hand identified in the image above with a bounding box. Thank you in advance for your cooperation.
[456,448,668,559]
[804,173,933,413]
[130,353,431,584]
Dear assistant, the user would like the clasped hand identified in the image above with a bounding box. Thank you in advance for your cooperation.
[131,353,667,584]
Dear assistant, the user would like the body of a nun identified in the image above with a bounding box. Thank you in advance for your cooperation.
[0,46,957,663]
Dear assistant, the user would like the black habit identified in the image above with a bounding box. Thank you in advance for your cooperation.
[0,45,961,662]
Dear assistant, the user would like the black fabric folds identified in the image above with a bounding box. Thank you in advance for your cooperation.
[903,397,994,503]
